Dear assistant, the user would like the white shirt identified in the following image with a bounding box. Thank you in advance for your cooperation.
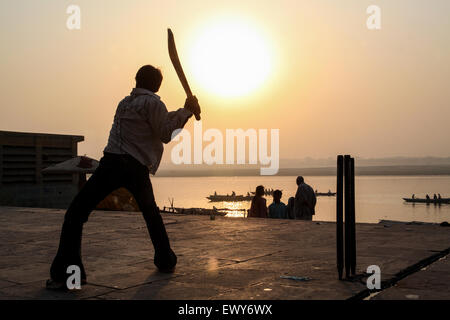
[104,88,192,174]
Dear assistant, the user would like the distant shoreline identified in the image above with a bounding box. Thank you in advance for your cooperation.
[155,165,450,177]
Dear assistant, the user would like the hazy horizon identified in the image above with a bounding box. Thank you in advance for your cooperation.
[1,0,449,165]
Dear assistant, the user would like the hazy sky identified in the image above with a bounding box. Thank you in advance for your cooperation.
[1,0,449,164]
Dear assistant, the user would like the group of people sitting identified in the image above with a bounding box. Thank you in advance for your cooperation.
[247,176,317,220]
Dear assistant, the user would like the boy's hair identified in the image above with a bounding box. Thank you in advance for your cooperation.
[135,65,163,92]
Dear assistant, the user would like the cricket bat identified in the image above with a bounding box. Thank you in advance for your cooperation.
[168,28,201,120]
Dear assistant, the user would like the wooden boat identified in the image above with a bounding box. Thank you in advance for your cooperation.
[161,207,228,216]
[403,198,450,204]
[315,191,336,197]
[250,188,278,196]
[206,194,253,202]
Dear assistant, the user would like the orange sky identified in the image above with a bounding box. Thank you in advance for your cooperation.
[1,0,449,164]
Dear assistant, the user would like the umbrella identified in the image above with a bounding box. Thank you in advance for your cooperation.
[42,156,99,174]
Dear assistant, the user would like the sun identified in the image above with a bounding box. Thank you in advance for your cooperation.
[188,18,273,98]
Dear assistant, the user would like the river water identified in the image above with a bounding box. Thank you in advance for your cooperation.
[151,175,450,223]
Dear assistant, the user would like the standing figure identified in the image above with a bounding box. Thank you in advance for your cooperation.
[293,176,317,221]
[46,65,201,289]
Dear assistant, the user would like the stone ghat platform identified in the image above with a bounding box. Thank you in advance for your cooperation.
[0,206,449,300]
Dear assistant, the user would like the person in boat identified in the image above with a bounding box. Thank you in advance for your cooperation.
[232,191,236,196]
[433,194,437,200]
[412,194,415,199]
[438,194,442,200]
[248,185,268,218]
[294,176,317,221]
[426,194,430,201]
[214,191,217,196]
[46,65,201,289]
[268,190,288,219]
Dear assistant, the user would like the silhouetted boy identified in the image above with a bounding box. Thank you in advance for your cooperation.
[46,65,201,289]
[268,189,288,219]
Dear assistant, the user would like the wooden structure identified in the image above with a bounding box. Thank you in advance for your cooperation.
[0,130,84,208]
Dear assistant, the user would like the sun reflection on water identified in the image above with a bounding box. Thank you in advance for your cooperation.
[215,201,250,218]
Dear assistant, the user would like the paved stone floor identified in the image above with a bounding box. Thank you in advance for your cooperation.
[372,253,450,300]
[0,206,449,300]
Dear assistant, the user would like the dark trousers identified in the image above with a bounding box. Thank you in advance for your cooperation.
[50,152,176,282]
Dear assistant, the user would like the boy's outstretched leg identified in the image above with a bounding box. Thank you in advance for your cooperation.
[47,157,120,289]
[127,167,177,273]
